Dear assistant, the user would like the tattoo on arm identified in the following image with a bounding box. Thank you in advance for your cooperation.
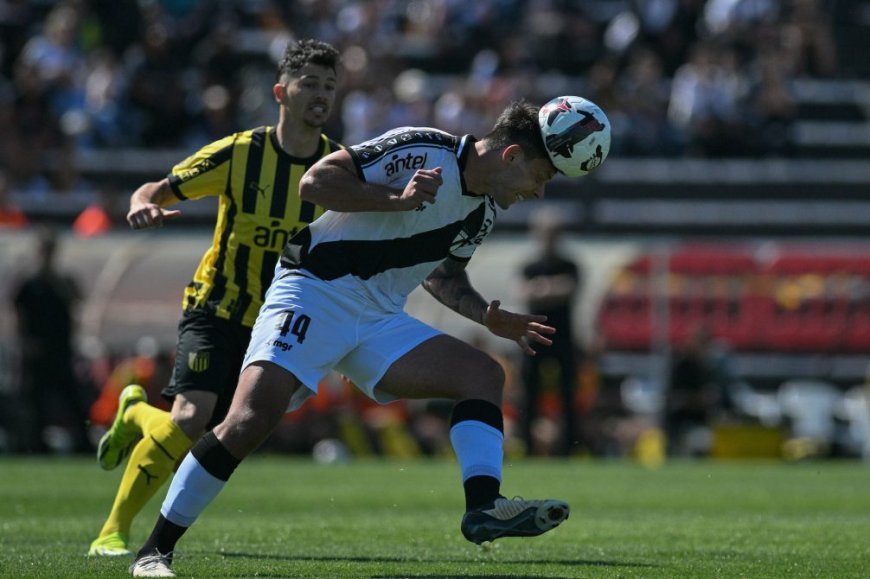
[422,258,488,325]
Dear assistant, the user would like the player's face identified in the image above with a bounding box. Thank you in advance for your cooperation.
[280,63,338,128]
[490,154,557,210]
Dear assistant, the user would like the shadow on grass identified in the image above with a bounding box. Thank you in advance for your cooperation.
[218,550,655,569]
[204,576,575,579]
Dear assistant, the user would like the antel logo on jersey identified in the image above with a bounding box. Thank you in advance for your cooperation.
[384,152,428,177]
[254,220,300,249]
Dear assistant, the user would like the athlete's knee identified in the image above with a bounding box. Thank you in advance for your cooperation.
[456,353,505,403]
[211,406,270,459]
[475,352,505,388]
[170,394,216,440]
[482,356,506,400]
[213,363,301,457]
[213,385,269,453]
[172,416,207,442]
[487,356,506,388]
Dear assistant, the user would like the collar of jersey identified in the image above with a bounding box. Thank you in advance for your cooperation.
[268,127,327,164]
[457,134,479,198]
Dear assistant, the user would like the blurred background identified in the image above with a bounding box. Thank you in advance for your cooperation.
[0,0,869,463]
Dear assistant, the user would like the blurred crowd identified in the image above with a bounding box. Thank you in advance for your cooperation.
[0,0,849,202]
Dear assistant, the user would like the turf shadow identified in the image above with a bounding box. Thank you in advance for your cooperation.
[218,551,655,569]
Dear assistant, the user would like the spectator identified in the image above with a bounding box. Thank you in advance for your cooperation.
[11,227,90,453]
[81,48,129,148]
[744,46,798,157]
[634,0,706,77]
[0,0,39,78]
[664,326,721,457]
[3,138,53,198]
[668,42,747,156]
[125,22,190,146]
[0,0,851,167]
[619,46,685,156]
[781,0,837,77]
[516,207,582,456]
[88,0,145,60]
[15,3,86,120]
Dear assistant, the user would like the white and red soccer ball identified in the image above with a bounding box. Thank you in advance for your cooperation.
[539,95,611,177]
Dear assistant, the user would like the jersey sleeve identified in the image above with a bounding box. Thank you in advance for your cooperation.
[346,127,456,187]
[167,135,235,201]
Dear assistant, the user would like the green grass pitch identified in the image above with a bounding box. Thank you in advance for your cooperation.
[1,457,868,578]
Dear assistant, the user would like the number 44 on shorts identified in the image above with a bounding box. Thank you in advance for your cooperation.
[273,310,311,349]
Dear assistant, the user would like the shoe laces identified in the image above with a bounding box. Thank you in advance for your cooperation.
[136,550,173,570]
[486,496,538,519]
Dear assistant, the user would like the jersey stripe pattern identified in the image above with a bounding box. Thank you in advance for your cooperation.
[168,126,341,327]
[281,128,497,313]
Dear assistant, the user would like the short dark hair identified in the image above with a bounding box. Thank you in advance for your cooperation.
[276,39,340,82]
[483,101,550,162]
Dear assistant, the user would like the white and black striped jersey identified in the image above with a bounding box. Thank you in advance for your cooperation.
[281,127,497,313]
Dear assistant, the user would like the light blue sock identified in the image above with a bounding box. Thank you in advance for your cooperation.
[160,453,225,527]
[449,420,503,482]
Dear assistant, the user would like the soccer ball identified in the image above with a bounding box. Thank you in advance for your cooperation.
[538,95,611,177]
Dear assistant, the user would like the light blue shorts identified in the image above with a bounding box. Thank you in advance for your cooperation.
[243,273,442,411]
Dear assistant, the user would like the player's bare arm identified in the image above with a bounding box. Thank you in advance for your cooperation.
[423,258,555,355]
[127,178,183,230]
[300,149,443,212]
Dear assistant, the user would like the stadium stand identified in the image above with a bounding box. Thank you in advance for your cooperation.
[598,244,870,359]
[2,1,870,211]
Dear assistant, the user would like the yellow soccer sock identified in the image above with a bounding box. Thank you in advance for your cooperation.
[124,401,170,434]
[97,410,192,538]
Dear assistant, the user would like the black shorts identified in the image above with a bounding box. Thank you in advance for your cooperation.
[162,308,252,428]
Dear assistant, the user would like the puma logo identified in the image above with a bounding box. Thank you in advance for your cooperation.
[138,465,159,485]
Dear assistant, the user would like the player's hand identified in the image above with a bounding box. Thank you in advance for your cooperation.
[399,167,442,210]
[127,203,182,230]
[483,300,555,356]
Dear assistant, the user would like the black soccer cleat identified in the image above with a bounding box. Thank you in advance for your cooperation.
[461,496,570,544]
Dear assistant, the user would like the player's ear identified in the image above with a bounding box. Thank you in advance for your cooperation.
[272,83,284,103]
[501,144,523,164]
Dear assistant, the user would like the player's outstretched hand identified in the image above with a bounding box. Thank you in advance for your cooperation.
[127,203,182,230]
[483,300,555,355]
[399,167,442,209]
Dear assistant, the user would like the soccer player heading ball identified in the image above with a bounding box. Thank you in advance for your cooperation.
[130,96,610,577]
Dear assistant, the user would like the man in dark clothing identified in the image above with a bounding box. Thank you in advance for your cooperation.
[12,227,88,453]
[664,326,721,457]
[517,208,582,456]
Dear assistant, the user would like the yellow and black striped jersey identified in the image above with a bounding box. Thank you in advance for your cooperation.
[168,126,342,327]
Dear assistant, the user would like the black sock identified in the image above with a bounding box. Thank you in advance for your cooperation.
[137,514,187,558]
[192,431,241,481]
[464,475,501,511]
